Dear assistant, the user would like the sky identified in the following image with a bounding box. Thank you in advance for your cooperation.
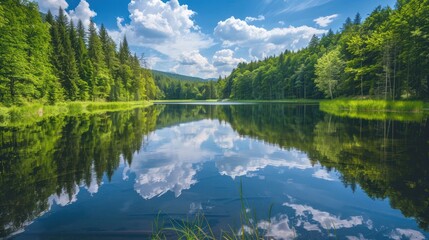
[35,0,395,78]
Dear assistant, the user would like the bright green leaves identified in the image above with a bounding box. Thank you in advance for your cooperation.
[315,48,345,99]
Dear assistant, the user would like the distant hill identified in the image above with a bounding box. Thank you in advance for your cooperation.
[151,70,212,82]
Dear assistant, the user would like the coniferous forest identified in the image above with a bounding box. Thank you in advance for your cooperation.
[0,0,158,106]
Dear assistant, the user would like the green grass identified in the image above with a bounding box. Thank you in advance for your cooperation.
[0,101,152,127]
[320,99,428,121]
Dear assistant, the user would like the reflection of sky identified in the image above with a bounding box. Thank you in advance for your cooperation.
[127,119,318,199]
[125,120,217,199]
[13,118,429,239]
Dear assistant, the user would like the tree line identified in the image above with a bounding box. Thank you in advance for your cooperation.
[218,0,429,100]
[0,0,157,106]
[154,72,218,100]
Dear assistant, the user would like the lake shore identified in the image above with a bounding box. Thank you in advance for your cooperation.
[320,99,429,121]
[0,101,152,126]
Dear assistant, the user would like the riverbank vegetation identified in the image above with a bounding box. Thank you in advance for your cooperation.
[319,99,428,121]
[0,101,151,126]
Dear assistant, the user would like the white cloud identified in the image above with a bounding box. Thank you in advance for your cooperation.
[109,0,214,77]
[245,15,265,23]
[284,202,366,231]
[313,14,338,27]
[279,21,285,26]
[127,120,316,198]
[279,0,333,14]
[36,0,97,29]
[48,185,80,207]
[258,215,296,240]
[173,51,217,78]
[85,164,102,195]
[214,16,326,59]
[69,0,97,28]
[216,147,313,179]
[312,169,337,181]
[389,228,425,240]
[128,120,217,199]
[36,0,68,13]
[213,49,247,77]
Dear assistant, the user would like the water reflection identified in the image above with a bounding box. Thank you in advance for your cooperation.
[127,119,315,200]
[0,108,159,237]
[1,103,428,238]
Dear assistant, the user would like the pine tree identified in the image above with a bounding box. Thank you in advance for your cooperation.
[72,20,90,100]
[0,0,57,105]
[118,36,132,100]
[99,24,120,100]
[88,21,110,100]
[51,7,80,100]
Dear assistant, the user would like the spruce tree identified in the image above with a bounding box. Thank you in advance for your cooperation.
[88,21,110,100]
[0,0,56,105]
[69,20,89,100]
[51,7,80,100]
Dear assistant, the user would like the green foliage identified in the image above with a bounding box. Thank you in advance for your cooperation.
[0,101,152,127]
[0,0,156,106]
[0,0,56,105]
[320,100,427,121]
[154,74,218,100]
[0,106,160,237]
[220,0,429,101]
[315,48,345,99]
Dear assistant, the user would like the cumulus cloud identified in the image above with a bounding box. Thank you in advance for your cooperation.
[389,228,425,240]
[48,185,80,207]
[85,164,102,195]
[312,169,337,181]
[214,16,327,59]
[36,0,96,28]
[109,0,214,77]
[172,51,217,77]
[36,0,68,13]
[127,119,317,198]
[216,143,313,179]
[127,120,217,199]
[284,202,366,231]
[69,0,97,27]
[245,15,265,23]
[212,49,247,77]
[258,215,296,240]
[314,14,338,27]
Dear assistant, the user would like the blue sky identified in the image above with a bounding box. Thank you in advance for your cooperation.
[36,0,395,78]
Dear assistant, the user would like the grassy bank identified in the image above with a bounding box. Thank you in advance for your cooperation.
[320,99,428,121]
[0,101,152,127]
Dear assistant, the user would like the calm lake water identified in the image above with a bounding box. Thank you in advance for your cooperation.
[1,103,429,239]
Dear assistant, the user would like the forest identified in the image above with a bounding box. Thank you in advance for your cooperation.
[1,0,428,106]
[0,0,161,105]
[217,0,429,100]
[154,72,217,100]
[0,0,220,106]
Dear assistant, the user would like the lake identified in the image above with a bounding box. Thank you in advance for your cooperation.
[1,103,428,239]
